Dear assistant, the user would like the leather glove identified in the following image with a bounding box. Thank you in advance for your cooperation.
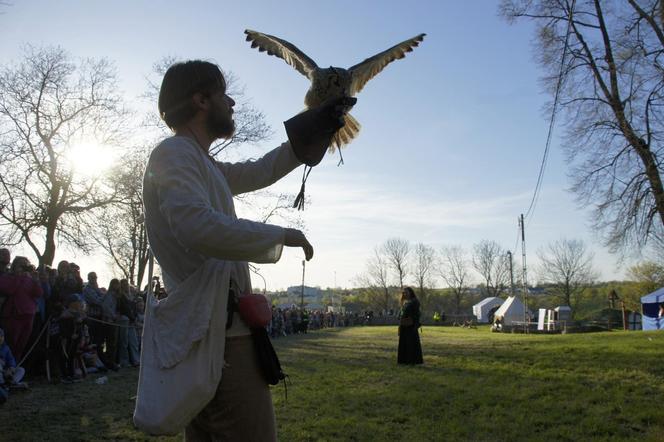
[284,96,357,167]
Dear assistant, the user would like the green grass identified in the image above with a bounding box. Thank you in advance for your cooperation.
[2,327,663,441]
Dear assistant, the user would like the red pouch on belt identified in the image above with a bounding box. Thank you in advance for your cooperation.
[237,294,272,328]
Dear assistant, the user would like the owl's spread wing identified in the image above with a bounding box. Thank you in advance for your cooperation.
[244,29,318,79]
[348,33,426,95]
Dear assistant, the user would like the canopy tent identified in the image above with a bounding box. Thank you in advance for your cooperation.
[472,297,504,323]
[493,296,532,326]
[554,305,572,322]
[641,287,664,331]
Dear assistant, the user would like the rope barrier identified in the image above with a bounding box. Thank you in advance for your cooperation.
[17,317,52,368]
[10,313,141,369]
[86,316,142,329]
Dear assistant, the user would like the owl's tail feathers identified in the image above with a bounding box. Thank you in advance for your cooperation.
[329,113,361,153]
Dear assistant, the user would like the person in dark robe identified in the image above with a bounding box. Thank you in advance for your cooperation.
[397,287,423,365]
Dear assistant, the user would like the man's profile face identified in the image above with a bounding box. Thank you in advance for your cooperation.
[206,88,235,140]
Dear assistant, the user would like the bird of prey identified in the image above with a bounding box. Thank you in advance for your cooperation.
[244,29,426,156]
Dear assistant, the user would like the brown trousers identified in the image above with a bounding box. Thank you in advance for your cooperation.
[185,335,276,442]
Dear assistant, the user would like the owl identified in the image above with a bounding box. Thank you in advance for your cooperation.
[244,30,425,155]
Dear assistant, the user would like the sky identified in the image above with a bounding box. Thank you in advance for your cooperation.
[0,0,634,291]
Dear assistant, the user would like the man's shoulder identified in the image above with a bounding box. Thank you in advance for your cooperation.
[145,136,205,182]
[151,136,199,161]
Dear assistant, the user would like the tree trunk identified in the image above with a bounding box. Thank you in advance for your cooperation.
[633,139,664,229]
[42,222,57,266]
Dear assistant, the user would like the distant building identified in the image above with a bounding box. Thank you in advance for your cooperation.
[287,285,321,298]
[528,287,547,296]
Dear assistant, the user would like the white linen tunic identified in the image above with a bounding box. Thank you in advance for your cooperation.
[143,136,302,343]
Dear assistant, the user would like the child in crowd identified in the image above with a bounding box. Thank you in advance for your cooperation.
[0,328,26,388]
[77,321,106,374]
[57,294,87,383]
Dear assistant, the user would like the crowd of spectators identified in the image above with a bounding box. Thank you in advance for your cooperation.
[0,245,371,405]
[0,248,145,404]
[268,307,362,337]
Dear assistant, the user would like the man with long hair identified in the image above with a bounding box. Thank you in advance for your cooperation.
[140,60,353,440]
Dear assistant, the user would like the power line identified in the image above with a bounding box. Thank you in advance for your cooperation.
[524,0,576,223]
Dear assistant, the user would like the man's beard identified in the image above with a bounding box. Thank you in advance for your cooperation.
[206,104,235,139]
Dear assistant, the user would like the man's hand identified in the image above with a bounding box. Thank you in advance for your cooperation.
[284,228,314,261]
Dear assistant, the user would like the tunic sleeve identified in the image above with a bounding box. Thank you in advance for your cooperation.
[216,142,302,195]
[148,142,286,263]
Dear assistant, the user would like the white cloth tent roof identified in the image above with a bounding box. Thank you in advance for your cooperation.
[472,297,504,323]
[493,296,532,325]
[641,287,664,331]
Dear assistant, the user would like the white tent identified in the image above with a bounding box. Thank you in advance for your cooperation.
[493,296,532,326]
[554,306,572,321]
[472,297,504,323]
[641,287,664,331]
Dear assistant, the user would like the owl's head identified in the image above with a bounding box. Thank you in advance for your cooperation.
[321,67,350,94]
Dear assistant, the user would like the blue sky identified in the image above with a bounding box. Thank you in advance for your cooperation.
[0,0,628,290]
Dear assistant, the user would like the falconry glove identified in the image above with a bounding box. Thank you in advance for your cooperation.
[285,96,357,209]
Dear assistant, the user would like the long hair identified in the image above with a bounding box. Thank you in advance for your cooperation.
[108,278,121,293]
[10,256,29,274]
[56,260,70,277]
[400,286,417,305]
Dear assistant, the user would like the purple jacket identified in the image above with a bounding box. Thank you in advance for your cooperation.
[0,274,43,317]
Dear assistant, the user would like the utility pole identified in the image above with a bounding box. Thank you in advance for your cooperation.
[507,250,515,297]
[300,259,306,309]
[519,214,529,333]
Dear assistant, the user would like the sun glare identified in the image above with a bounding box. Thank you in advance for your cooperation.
[66,141,118,178]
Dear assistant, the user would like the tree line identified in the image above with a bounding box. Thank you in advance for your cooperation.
[354,236,663,318]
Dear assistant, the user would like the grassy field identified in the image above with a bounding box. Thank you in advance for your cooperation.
[1,326,663,441]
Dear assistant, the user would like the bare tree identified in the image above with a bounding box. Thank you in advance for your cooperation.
[244,190,306,289]
[472,239,510,297]
[94,147,150,288]
[357,246,394,313]
[439,245,472,315]
[0,46,129,266]
[648,226,664,262]
[500,0,664,254]
[627,260,664,294]
[537,238,598,313]
[382,237,410,289]
[412,243,436,311]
